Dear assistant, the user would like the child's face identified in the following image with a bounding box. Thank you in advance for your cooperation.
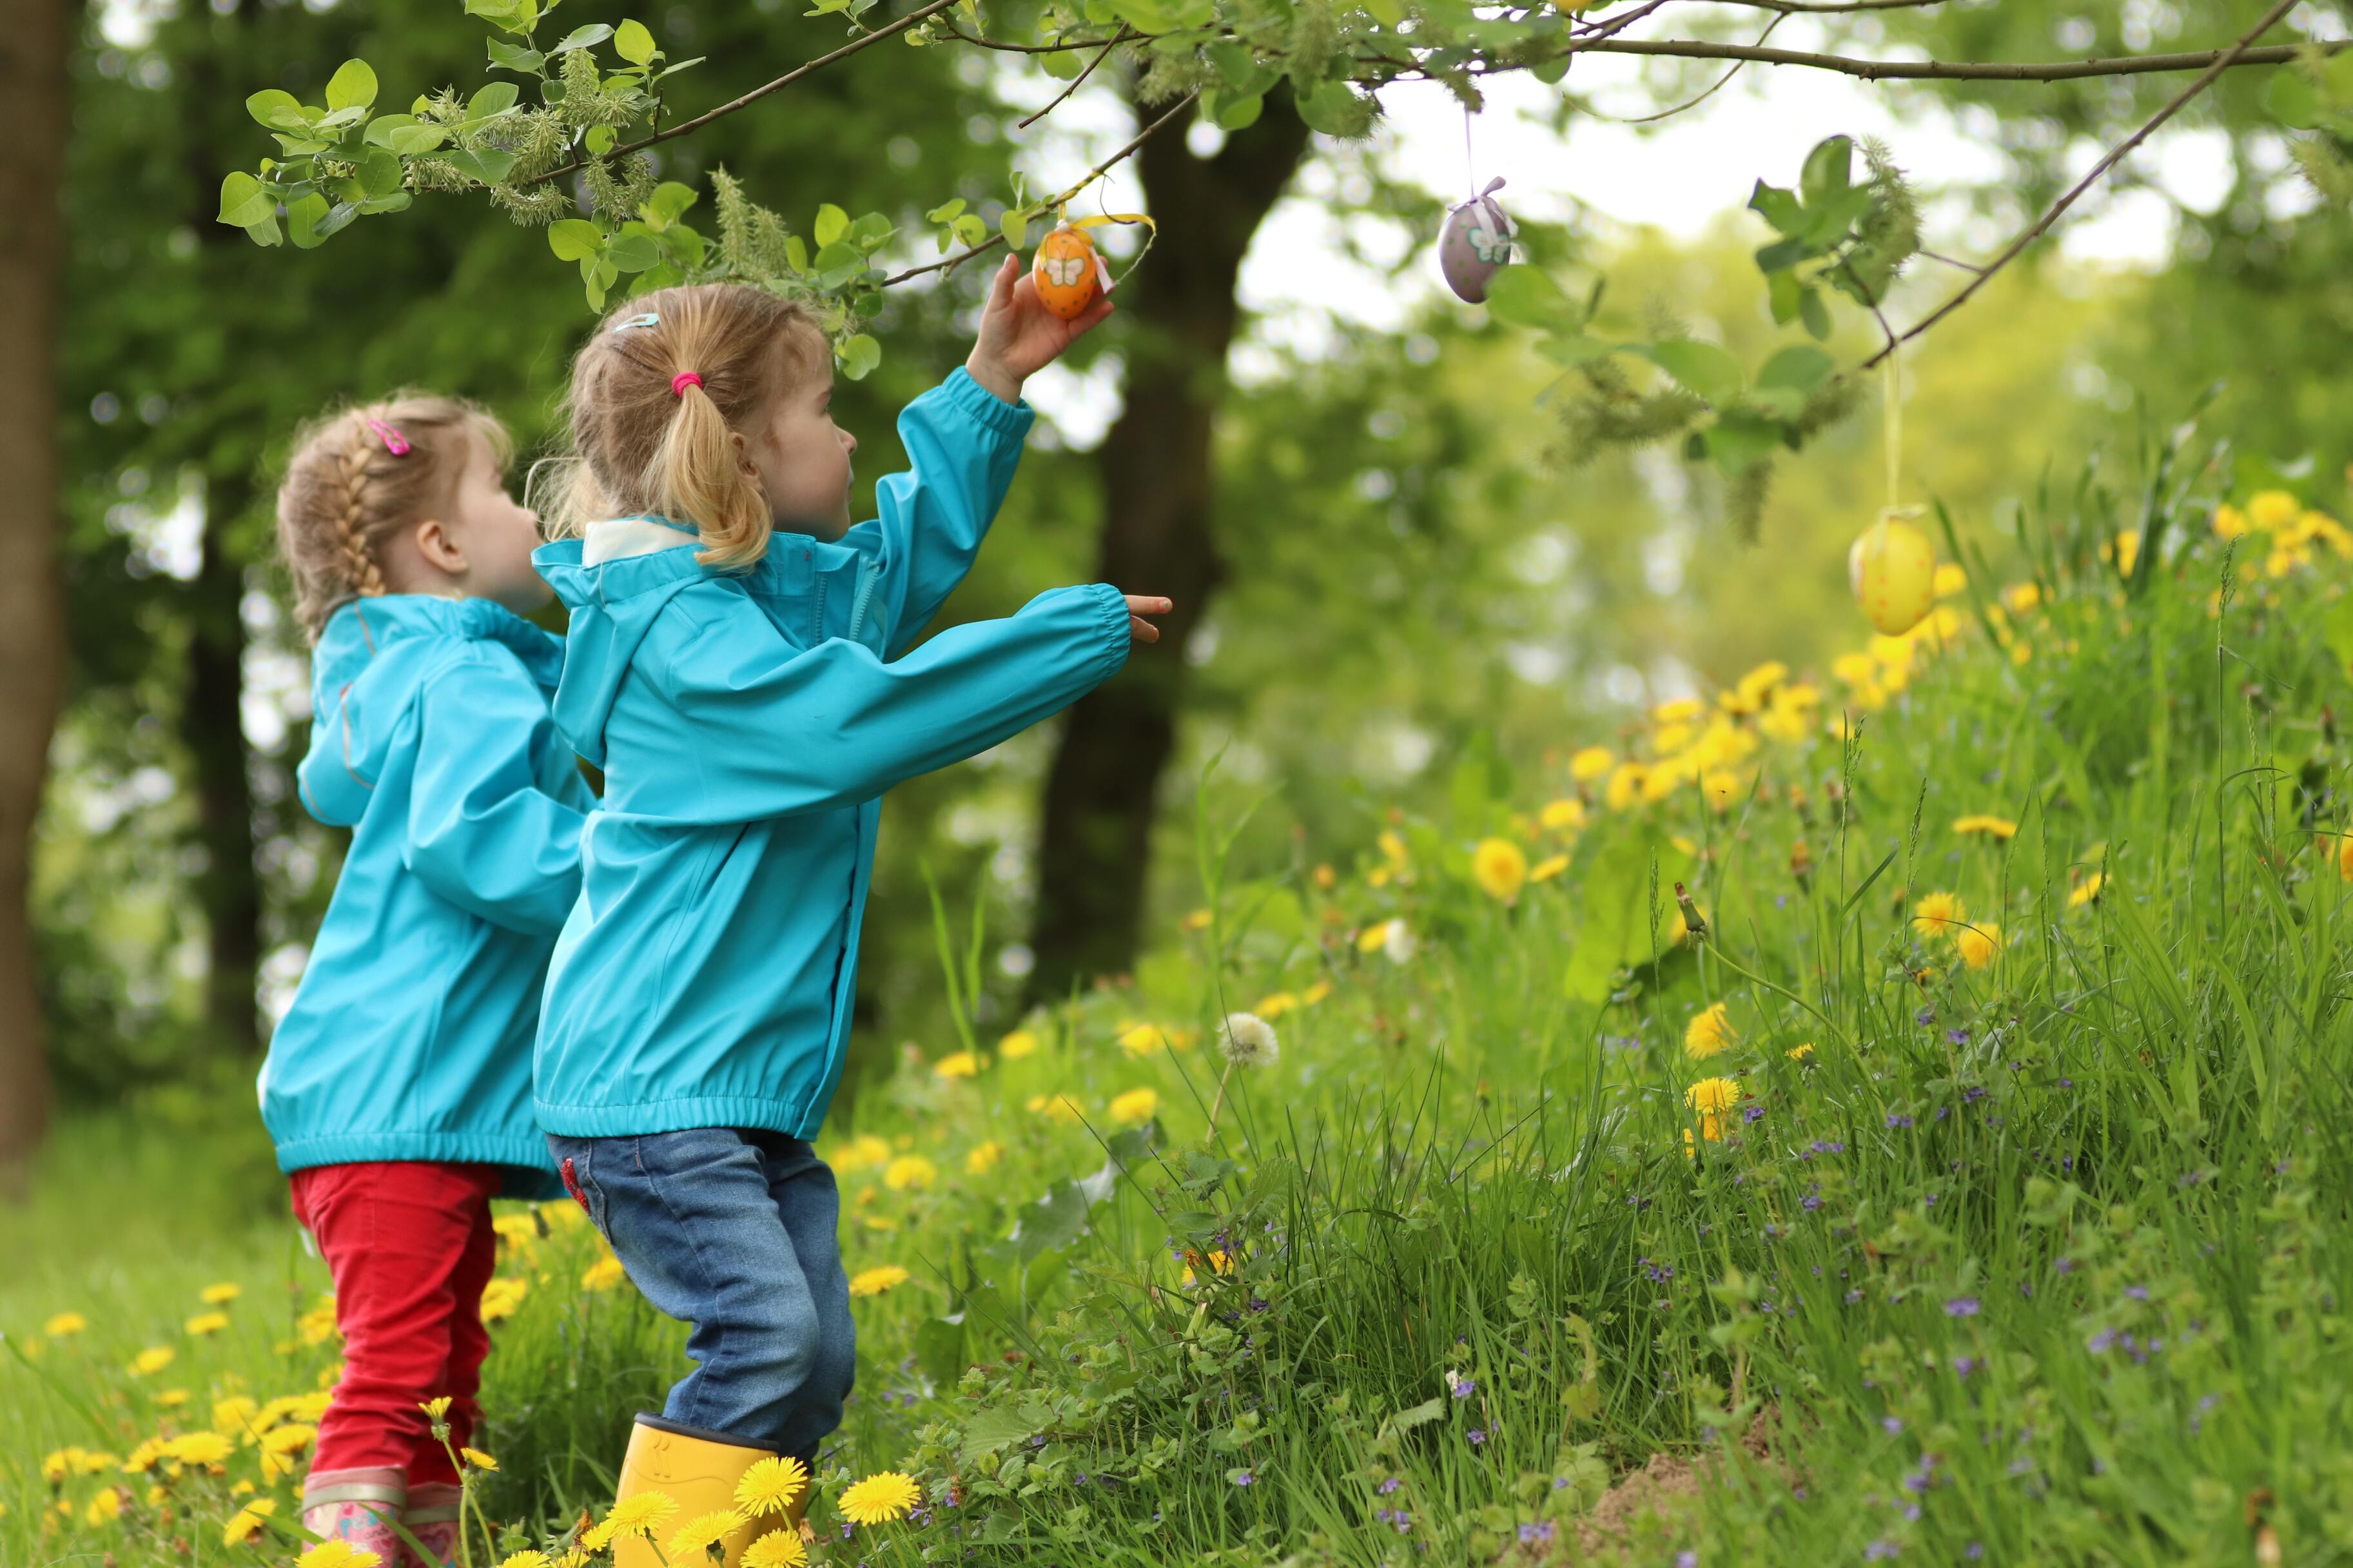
[739,328,857,542]
[442,429,551,615]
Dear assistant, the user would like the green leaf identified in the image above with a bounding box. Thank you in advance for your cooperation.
[1535,333,1614,369]
[313,200,360,242]
[784,235,808,275]
[585,124,618,156]
[1799,286,1832,340]
[547,218,604,261]
[614,18,658,64]
[847,211,895,247]
[839,333,881,381]
[913,1313,966,1391]
[551,23,614,52]
[999,209,1030,251]
[389,122,448,155]
[357,191,412,215]
[926,197,967,224]
[355,148,404,198]
[641,181,698,228]
[603,232,659,271]
[1378,1396,1448,1442]
[245,90,311,133]
[217,171,277,228]
[1039,48,1085,79]
[315,106,370,132]
[463,0,529,25]
[1296,80,1367,136]
[1213,90,1264,130]
[1639,340,1744,406]
[1703,411,1783,474]
[812,240,866,289]
[2325,589,2353,674]
[285,192,332,249]
[1747,180,1805,240]
[1757,344,1835,395]
[272,135,332,157]
[1799,134,1853,208]
[1010,1178,1089,1262]
[243,215,282,247]
[324,59,378,112]
[1563,822,1692,1003]
[1483,264,1575,330]
[2268,70,2322,130]
[1530,50,1568,83]
[957,1405,1042,1463]
[1766,266,1802,325]
[1801,184,1875,248]
[813,203,849,248]
[467,81,520,121]
[485,39,545,73]
[952,213,986,248]
[440,148,518,185]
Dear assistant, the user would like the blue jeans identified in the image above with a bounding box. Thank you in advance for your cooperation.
[547,1128,855,1462]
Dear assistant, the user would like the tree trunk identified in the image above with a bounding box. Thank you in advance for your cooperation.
[0,0,73,1168]
[1025,96,1311,1001]
[184,478,261,1050]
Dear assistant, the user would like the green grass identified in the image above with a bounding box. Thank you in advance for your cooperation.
[14,469,2353,1565]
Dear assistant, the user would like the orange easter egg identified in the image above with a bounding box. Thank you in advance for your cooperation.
[1031,224,1105,321]
[1848,514,1937,636]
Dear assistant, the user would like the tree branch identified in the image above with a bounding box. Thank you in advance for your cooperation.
[879,92,1197,287]
[1863,0,2305,369]
[1018,28,1135,130]
[529,0,964,185]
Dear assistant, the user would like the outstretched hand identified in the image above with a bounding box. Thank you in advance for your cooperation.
[964,253,1115,405]
[1125,595,1171,643]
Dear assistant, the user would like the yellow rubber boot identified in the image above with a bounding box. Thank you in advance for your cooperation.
[609,1417,772,1568]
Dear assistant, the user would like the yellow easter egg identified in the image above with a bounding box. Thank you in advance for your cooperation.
[1848,514,1936,637]
[1031,224,1102,322]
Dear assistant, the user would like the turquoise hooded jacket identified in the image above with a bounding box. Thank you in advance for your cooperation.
[259,594,592,1196]
[531,368,1130,1141]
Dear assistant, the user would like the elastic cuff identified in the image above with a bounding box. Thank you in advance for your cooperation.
[939,366,1036,438]
[1091,582,1134,677]
[636,1410,777,1453]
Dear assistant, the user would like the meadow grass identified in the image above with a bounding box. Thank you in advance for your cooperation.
[12,471,2353,1565]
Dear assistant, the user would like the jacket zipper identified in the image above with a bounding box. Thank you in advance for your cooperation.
[846,557,881,646]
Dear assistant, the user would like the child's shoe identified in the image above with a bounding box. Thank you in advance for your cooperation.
[301,1467,407,1566]
[403,1482,462,1567]
[610,1415,771,1568]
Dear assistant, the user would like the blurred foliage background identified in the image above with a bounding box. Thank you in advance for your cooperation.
[16,0,2353,1230]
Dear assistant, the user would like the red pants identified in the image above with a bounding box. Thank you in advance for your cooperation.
[290,1162,503,1487]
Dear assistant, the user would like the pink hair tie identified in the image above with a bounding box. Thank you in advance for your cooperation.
[363,416,411,456]
[670,372,705,398]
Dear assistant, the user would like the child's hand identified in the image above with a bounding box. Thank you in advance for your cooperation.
[1125,595,1171,643]
[964,253,1115,405]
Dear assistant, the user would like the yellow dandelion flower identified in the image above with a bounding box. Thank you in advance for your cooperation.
[223,1495,278,1545]
[1378,829,1409,867]
[121,1440,164,1475]
[1529,853,1569,883]
[932,1050,981,1080]
[44,1312,86,1338]
[420,1396,453,1419]
[491,1214,542,1252]
[2112,530,2140,576]
[1911,891,1967,939]
[1684,1003,1735,1061]
[200,1282,242,1306]
[2212,503,2249,540]
[1654,722,1694,755]
[1109,1088,1158,1125]
[1471,838,1528,902]
[667,1510,742,1557]
[833,1133,893,1173]
[1685,1076,1740,1116]
[1301,980,1332,1005]
[165,1431,233,1467]
[964,1141,1002,1176]
[582,1255,628,1292]
[1569,746,1615,783]
[1181,907,1214,931]
[1955,922,2002,971]
[883,1156,937,1192]
[2248,490,2300,532]
[186,1312,229,1337]
[1027,1092,1083,1123]
[1652,697,1703,725]
[462,1448,498,1471]
[997,1028,1040,1060]
[1786,1043,1815,1062]
[849,1266,911,1298]
[154,1388,190,1408]
[262,1424,317,1455]
[1931,563,1967,599]
[1605,763,1649,811]
[1117,1022,1169,1057]
[479,1277,527,1322]
[1953,815,2017,840]
[212,1396,259,1435]
[497,1553,555,1568]
[599,1489,681,1544]
[300,1542,387,1568]
[84,1487,124,1527]
[837,1471,923,1526]
[1539,798,1587,832]
[735,1455,810,1518]
[129,1346,175,1376]
[2069,872,2105,908]
[742,1529,810,1568]
[1253,991,1298,1018]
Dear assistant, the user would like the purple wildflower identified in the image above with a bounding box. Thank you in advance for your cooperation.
[1450,1376,1476,1399]
[1378,1478,1401,1495]
[1946,1296,1981,1317]
[1887,1113,1915,1129]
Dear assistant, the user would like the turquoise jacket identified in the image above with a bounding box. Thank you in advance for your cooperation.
[531,369,1130,1140]
[259,595,592,1196]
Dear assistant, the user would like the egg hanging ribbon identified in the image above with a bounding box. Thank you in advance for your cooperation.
[1847,342,1937,636]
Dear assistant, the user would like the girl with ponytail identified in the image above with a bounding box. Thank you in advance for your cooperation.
[264,393,592,1567]
[532,259,1166,1562]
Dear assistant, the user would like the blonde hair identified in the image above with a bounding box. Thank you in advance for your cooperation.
[545,284,826,572]
[275,392,511,643]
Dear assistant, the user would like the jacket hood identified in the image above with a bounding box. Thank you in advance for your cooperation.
[297,595,564,826]
[534,537,708,768]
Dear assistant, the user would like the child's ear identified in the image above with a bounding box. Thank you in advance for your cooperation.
[729,429,761,483]
[413,516,468,576]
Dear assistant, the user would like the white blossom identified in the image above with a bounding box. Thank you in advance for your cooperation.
[1218,1011,1280,1068]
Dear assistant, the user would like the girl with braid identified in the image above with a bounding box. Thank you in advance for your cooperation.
[259,393,591,1567]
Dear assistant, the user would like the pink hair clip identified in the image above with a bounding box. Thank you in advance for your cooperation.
[671,372,705,398]
[364,416,411,456]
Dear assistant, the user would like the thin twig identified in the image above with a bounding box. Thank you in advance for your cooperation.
[1701,0,1949,12]
[879,93,1197,287]
[529,0,963,185]
[1863,0,2305,369]
[1916,247,1987,274]
[943,24,1097,53]
[1018,29,1135,130]
[1602,12,1784,122]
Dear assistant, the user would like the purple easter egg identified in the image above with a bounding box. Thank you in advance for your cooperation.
[1440,177,1517,304]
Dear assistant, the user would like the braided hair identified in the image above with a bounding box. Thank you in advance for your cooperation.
[275,392,512,643]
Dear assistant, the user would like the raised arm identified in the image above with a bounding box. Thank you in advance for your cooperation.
[626,582,1135,824]
[404,652,589,934]
[853,369,1034,653]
